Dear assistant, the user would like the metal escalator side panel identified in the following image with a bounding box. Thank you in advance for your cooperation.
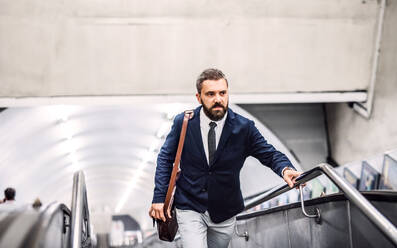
[19,203,71,248]
[0,211,21,242]
[232,199,351,248]
[0,210,41,248]
[350,200,397,248]
[233,192,397,248]
[239,164,397,246]
[70,171,92,248]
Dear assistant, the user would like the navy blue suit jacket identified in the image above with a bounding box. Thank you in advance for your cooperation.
[152,106,294,223]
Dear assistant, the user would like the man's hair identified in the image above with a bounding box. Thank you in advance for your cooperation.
[196,68,228,93]
[4,188,15,201]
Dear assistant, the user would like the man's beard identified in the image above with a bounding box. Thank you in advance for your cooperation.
[201,99,228,121]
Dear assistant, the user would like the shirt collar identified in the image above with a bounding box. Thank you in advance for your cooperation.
[200,106,228,128]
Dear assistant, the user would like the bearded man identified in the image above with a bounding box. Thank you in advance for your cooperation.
[149,68,301,248]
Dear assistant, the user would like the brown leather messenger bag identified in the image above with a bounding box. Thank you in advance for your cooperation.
[154,110,193,242]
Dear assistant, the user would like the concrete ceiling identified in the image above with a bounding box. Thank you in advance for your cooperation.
[0,0,379,97]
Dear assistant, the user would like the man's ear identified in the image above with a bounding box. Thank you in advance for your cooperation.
[196,93,202,104]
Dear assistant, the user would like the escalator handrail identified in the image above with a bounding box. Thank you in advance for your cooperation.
[239,163,397,245]
[21,202,70,248]
[70,170,91,248]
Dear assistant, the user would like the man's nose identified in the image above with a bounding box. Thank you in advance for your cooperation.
[215,94,222,103]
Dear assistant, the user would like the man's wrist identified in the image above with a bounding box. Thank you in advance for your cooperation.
[282,166,295,177]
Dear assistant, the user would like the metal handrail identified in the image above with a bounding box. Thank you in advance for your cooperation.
[238,163,397,245]
[70,171,92,248]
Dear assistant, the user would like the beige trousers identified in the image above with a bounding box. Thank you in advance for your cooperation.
[176,208,236,248]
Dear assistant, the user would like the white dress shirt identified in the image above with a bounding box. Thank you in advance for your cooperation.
[200,107,227,164]
[0,200,19,212]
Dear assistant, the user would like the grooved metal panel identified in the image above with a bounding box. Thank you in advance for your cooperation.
[350,201,396,248]
[252,210,289,247]
[288,201,350,248]
[231,193,397,248]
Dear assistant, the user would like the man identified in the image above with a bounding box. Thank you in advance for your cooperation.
[149,68,302,248]
[0,187,18,211]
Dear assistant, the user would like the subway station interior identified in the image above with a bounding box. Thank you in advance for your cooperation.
[0,0,396,247]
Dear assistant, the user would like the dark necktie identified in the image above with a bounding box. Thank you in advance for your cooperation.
[208,122,217,165]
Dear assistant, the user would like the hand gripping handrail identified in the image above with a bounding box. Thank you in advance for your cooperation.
[70,171,92,248]
[238,163,397,245]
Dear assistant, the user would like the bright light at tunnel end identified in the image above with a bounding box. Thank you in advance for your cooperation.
[114,114,175,213]
[115,165,145,213]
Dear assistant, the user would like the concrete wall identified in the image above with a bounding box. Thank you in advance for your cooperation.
[326,0,397,164]
[240,103,328,171]
[0,0,379,97]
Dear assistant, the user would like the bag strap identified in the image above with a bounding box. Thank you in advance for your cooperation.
[163,110,194,214]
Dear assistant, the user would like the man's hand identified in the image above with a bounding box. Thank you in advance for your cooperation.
[148,203,171,222]
[283,169,303,188]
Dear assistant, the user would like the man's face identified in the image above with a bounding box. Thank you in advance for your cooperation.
[196,78,229,121]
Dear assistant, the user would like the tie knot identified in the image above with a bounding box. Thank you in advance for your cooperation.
[209,122,217,129]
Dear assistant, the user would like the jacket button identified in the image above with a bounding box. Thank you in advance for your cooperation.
[208,172,212,175]
[201,188,207,192]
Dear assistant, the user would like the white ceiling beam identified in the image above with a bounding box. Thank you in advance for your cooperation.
[0,92,367,107]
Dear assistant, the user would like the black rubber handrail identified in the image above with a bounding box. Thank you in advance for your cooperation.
[243,187,275,201]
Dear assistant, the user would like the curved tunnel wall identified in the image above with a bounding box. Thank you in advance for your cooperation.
[0,103,301,231]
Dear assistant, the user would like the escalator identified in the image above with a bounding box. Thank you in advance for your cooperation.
[231,164,397,248]
[0,171,93,248]
[0,203,71,247]
[231,191,397,248]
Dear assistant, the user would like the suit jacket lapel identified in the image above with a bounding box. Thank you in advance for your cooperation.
[211,108,235,167]
[188,106,208,166]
